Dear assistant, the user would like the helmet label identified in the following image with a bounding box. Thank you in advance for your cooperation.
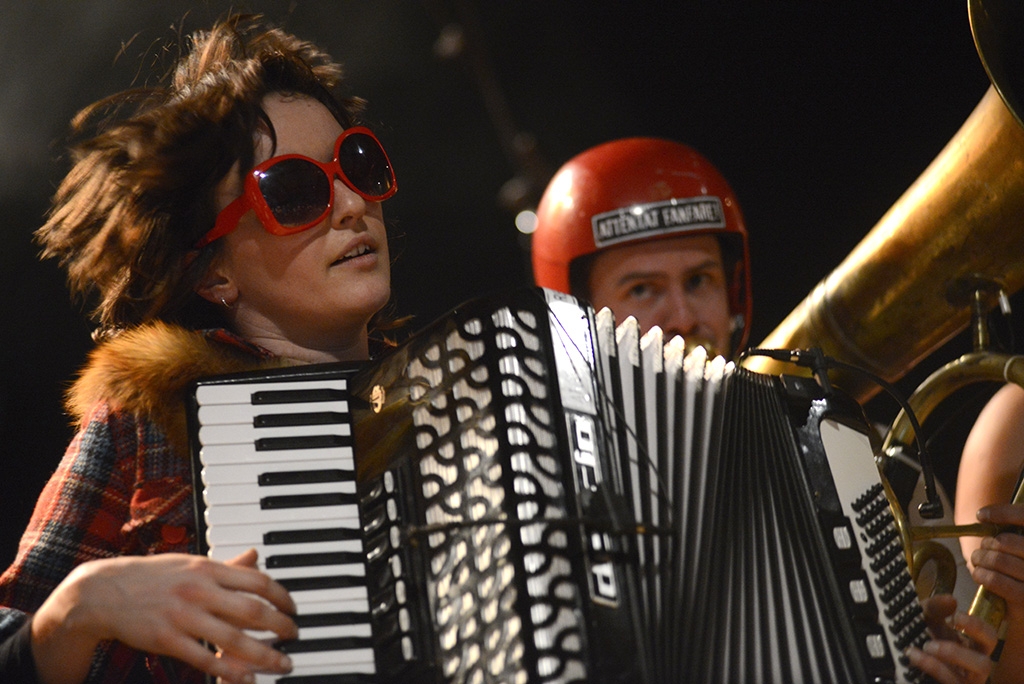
[591,196,726,248]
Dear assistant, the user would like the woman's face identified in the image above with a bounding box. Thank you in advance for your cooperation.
[203,93,391,362]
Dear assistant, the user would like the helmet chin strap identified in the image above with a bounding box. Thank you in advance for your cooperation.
[728,314,747,359]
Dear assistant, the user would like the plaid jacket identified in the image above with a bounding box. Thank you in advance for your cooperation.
[0,325,278,683]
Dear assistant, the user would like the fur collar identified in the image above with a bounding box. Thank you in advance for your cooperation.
[67,322,288,459]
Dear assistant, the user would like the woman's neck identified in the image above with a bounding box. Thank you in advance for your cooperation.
[242,329,370,365]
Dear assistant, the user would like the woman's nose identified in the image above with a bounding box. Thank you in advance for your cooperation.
[330,177,367,227]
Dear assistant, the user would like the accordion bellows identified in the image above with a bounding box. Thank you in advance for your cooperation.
[190,287,929,684]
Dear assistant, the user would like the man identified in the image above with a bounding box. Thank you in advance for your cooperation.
[530,137,750,359]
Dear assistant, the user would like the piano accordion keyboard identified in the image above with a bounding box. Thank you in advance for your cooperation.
[193,375,377,683]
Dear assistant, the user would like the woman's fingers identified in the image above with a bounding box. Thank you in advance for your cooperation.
[907,639,992,684]
[175,608,293,674]
[146,632,259,682]
[210,588,298,641]
[144,554,297,671]
[207,553,297,619]
[920,594,959,639]
[921,594,958,621]
[50,553,298,678]
[225,547,260,570]
[950,611,999,660]
[911,594,997,684]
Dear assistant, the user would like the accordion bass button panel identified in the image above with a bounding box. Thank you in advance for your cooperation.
[815,414,930,682]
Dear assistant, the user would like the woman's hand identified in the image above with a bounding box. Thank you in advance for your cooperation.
[906,594,996,684]
[30,549,297,684]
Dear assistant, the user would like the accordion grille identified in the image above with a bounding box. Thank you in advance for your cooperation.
[405,305,588,683]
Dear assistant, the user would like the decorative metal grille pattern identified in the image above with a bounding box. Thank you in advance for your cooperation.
[405,305,587,684]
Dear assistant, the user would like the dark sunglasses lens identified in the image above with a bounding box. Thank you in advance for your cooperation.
[338,133,394,198]
[257,159,331,227]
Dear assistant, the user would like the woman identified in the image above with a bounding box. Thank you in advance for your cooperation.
[0,15,395,683]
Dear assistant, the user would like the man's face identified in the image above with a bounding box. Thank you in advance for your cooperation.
[586,234,733,356]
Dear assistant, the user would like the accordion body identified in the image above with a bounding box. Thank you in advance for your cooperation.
[189,287,929,684]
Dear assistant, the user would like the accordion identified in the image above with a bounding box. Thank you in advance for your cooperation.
[188,287,929,684]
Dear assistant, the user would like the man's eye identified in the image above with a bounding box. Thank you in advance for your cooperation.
[685,272,713,291]
[626,283,654,299]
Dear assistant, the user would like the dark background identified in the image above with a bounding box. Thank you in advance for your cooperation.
[0,1,1005,569]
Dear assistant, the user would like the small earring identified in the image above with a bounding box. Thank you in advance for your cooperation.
[220,297,231,309]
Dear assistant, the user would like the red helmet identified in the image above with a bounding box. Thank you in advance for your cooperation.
[531,137,752,351]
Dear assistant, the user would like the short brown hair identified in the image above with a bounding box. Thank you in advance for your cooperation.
[36,15,363,333]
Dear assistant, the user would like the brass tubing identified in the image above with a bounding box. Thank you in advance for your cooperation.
[882,351,1024,630]
[884,352,1024,448]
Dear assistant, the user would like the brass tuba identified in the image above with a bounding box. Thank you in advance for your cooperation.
[741,0,1024,631]
[741,0,1024,403]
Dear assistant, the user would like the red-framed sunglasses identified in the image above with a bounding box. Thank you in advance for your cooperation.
[194,126,397,249]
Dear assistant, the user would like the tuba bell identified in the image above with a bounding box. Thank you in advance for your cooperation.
[741,0,1024,404]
